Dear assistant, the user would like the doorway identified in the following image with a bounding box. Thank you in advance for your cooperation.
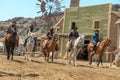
[71,22,76,29]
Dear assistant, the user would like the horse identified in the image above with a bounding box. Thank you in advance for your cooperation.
[42,34,58,62]
[87,38,111,67]
[24,33,35,61]
[66,35,84,66]
[4,33,19,60]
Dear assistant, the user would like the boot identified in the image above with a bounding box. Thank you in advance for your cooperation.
[16,41,19,47]
[92,45,96,54]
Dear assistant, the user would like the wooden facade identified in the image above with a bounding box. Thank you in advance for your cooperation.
[54,3,120,61]
[62,4,112,55]
[110,12,120,51]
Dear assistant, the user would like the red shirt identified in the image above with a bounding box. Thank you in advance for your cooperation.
[114,50,118,55]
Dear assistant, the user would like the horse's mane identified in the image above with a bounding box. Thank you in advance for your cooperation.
[101,38,109,44]
[98,38,110,50]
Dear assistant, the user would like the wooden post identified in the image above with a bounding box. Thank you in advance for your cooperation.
[110,52,113,67]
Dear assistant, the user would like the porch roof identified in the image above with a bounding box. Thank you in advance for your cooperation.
[115,19,120,24]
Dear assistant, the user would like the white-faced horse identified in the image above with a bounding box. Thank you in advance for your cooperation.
[24,33,35,61]
[66,35,84,66]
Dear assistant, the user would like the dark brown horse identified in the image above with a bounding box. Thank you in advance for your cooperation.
[42,34,58,62]
[4,33,19,60]
[87,38,111,67]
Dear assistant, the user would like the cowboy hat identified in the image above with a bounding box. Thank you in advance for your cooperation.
[94,29,99,32]
[73,26,78,30]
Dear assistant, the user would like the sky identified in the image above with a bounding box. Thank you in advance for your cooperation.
[0,0,120,21]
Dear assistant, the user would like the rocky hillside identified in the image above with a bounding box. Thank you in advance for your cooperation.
[0,12,63,38]
[112,4,120,11]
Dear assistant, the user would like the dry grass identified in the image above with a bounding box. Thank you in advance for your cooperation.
[0,55,120,80]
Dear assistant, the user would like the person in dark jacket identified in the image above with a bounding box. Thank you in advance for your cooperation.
[7,21,19,47]
[91,29,100,53]
[69,26,79,39]
[7,21,18,36]
[43,27,55,49]
[47,28,55,40]
[68,26,79,49]
[29,24,34,33]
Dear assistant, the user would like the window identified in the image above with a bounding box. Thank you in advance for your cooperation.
[93,20,100,29]
[71,22,76,29]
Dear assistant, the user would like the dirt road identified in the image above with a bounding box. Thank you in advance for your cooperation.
[0,55,120,80]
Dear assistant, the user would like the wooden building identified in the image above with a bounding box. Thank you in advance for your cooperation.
[54,3,120,61]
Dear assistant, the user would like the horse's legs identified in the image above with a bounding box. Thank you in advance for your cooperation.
[97,55,100,67]
[73,48,77,67]
[51,51,54,62]
[101,56,103,65]
[100,54,103,65]
[29,49,34,61]
[24,53,27,60]
[6,46,10,60]
[11,47,15,60]
[97,55,102,67]
[47,52,49,62]
[28,52,32,61]
[66,49,69,64]
[69,51,72,64]
[89,52,94,65]
[100,56,103,65]
[43,49,47,61]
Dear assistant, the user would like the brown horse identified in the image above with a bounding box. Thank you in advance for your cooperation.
[87,38,111,67]
[4,33,19,60]
[42,34,58,62]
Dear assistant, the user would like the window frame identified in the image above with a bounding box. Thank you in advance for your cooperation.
[92,20,101,30]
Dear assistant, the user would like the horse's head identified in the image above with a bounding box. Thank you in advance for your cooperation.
[78,35,84,45]
[74,35,84,48]
[104,38,111,48]
[53,34,59,42]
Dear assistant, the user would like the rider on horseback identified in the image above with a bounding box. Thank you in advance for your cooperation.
[47,27,55,40]
[68,26,79,49]
[91,29,100,54]
[43,27,55,49]
[7,20,19,47]
[24,24,35,47]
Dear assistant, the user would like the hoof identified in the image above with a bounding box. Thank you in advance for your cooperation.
[51,60,54,62]
[89,62,92,65]
[69,62,71,64]
[11,58,13,60]
[97,64,99,67]
[74,64,77,67]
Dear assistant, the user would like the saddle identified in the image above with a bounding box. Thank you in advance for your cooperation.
[42,39,59,51]
[91,42,100,47]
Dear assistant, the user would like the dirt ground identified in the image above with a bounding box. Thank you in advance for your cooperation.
[0,55,120,80]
